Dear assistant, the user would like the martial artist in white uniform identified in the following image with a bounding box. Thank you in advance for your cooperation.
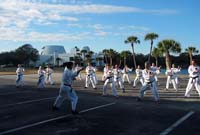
[85,63,96,89]
[133,65,144,87]
[53,62,83,114]
[102,64,109,81]
[93,66,98,85]
[45,65,54,85]
[113,65,125,93]
[102,66,118,97]
[173,65,181,88]
[165,66,178,91]
[122,65,132,84]
[137,62,159,102]
[150,63,161,84]
[16,64,25,88]
[185,60,200,97]
[74,64,82,81]
[37,66,46,89]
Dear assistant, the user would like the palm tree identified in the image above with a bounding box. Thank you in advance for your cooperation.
[107,49,115,66]
[102,49,109,64]
[125,36,140,69]
[152,47,162,67]
[185,46,199,65]
[120,50,132,67]
[157,39,181,69]
[144,33,159,63]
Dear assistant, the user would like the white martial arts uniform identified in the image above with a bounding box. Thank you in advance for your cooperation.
[93,67,98,85]
[37,69,46,88]
[102,66,109,81]
[113,68,125,92]
[185,65,200,97]
[102,69,118,97]
[150,66,160,82]
[138,69,159,101]
[74,65,82,81]
[133,68,144,87]
[172,68,181,87]
[45,67,54,85]
[16,67,25,87]
[122,67,132,84]
[165,69,177,91]
[53,69,79,111]
[85,66,96,89]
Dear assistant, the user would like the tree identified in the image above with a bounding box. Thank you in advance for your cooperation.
[125,36,140,69]
[15,44,39,66]
[157,39,181,69]
[120,50,132,67]
[152,47,162,66]
[185,46,199,65]
[102,49,109,64]
[144,33,159,63]
[107,49,115,66]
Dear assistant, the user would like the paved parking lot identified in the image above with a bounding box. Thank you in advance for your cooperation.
[0,74,200,135]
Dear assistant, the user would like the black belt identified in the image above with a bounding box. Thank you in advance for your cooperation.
[64,83,72,87]
[147,81,155,87]
[191,76,199,83]
[147,81,154,84]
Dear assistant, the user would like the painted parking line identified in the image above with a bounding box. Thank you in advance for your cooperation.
[0,97,56,108]
[0,102,116,135]
[160,111,195,135]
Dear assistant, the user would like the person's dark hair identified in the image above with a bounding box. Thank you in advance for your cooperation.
[63,62,73,69]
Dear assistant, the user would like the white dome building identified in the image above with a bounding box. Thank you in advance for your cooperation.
[34,45,104,67]
[41,45,66,55]
[82,46,90,53]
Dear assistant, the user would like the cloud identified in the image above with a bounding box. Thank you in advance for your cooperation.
[0,27,91,42]
[0,0,177,42]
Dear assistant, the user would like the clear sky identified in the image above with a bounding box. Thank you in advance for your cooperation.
[0,0,199,54]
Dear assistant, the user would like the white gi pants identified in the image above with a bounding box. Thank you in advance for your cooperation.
[174,76,180,87]
[45,74,54,85]
[93,73,98,85]
[114,77,124,89]
[85,75,96,88]
[139,81,159,101]
[54,85,78,111]
[133,76,144,87]
[122,73,131,84]
[103,78,118,96]
[102,74,106,81]
[185,77,200,97]
[37,75,45,88]
[16,75,24,86]
[166,76,177,90]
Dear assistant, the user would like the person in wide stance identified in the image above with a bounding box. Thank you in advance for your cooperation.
[137,62,159,102]
[102,65,118,97]
[85,63,96,89]
[122,65,132,84]
[53,62,83,115]
[184,60,200,98]
[133,65,144,87]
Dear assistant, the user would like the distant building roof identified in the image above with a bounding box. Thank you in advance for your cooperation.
[41,45,66,55]
[82,46,90,53]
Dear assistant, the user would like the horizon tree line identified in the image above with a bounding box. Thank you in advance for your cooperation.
[0,35,199,69]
